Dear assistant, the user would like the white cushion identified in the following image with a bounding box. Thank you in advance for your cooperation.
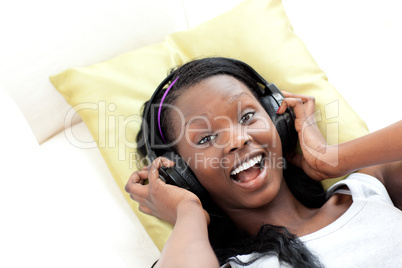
[0,0,188,143]
[0,118,160,267]
[40,121,160,266]
[0,88,159,266]
[0,84,39,159]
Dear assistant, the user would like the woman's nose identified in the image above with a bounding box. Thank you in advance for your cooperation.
[224,126,252,154]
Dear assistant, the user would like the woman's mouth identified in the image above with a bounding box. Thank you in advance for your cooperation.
[230,154,266,183]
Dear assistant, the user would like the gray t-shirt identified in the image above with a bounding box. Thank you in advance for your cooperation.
[222,173,402,267]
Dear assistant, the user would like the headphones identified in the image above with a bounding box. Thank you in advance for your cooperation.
[142,58,297,203]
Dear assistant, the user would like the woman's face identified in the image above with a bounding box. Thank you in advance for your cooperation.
[170,75,285,212]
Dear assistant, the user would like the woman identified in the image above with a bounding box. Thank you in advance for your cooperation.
[125,57,402,267]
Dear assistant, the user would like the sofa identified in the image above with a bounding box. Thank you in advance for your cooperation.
[0,0,400,267]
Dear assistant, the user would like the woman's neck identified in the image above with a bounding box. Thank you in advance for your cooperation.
[225,180,318,236]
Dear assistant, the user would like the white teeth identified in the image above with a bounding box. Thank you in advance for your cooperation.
[231,155,263,176]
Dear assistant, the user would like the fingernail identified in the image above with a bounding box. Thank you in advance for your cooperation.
[276,107,281,114]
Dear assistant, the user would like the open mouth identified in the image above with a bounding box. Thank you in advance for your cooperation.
[230,154,266,183]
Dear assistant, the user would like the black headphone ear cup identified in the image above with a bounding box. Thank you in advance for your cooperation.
[258,95,297,152]
[173,161,208,199]
[161,151,208,200]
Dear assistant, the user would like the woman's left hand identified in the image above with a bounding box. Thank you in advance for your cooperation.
[277,92,343,180]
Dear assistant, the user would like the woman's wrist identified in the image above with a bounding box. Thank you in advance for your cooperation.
[317,144,351,178]
[176,199,210,225]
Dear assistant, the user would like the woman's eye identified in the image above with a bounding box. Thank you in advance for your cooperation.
[239,111,255,124]
[198,135,217,145]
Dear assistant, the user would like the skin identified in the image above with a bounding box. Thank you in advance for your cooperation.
[126,75,402,267]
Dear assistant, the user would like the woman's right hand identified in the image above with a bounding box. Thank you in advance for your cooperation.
[125,157,206,225]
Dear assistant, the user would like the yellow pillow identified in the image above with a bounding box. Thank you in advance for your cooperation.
[50,0,368,251]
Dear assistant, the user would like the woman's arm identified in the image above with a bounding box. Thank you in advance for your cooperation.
[125,157,219,268]
[324,121,402,177]
[156,201,219,268]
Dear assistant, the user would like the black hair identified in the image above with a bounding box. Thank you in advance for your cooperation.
[136,57,326,267]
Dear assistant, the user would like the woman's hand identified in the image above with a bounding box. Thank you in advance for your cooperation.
[125,157,206,225]
[127,158,219,267]
[277,92,343,180]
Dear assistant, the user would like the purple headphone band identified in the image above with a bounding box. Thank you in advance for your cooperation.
[157,76,180,143]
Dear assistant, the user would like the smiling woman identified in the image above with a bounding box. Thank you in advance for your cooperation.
[174,75,285,205]
[126,57,402,268]
[131,57,328,267]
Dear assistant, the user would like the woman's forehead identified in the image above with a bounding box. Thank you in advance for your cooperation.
[175,75,256,118]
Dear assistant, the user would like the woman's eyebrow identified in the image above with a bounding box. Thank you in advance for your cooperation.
[184,115,210,127]
[184,92,251,127]
[228,92,249,104]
